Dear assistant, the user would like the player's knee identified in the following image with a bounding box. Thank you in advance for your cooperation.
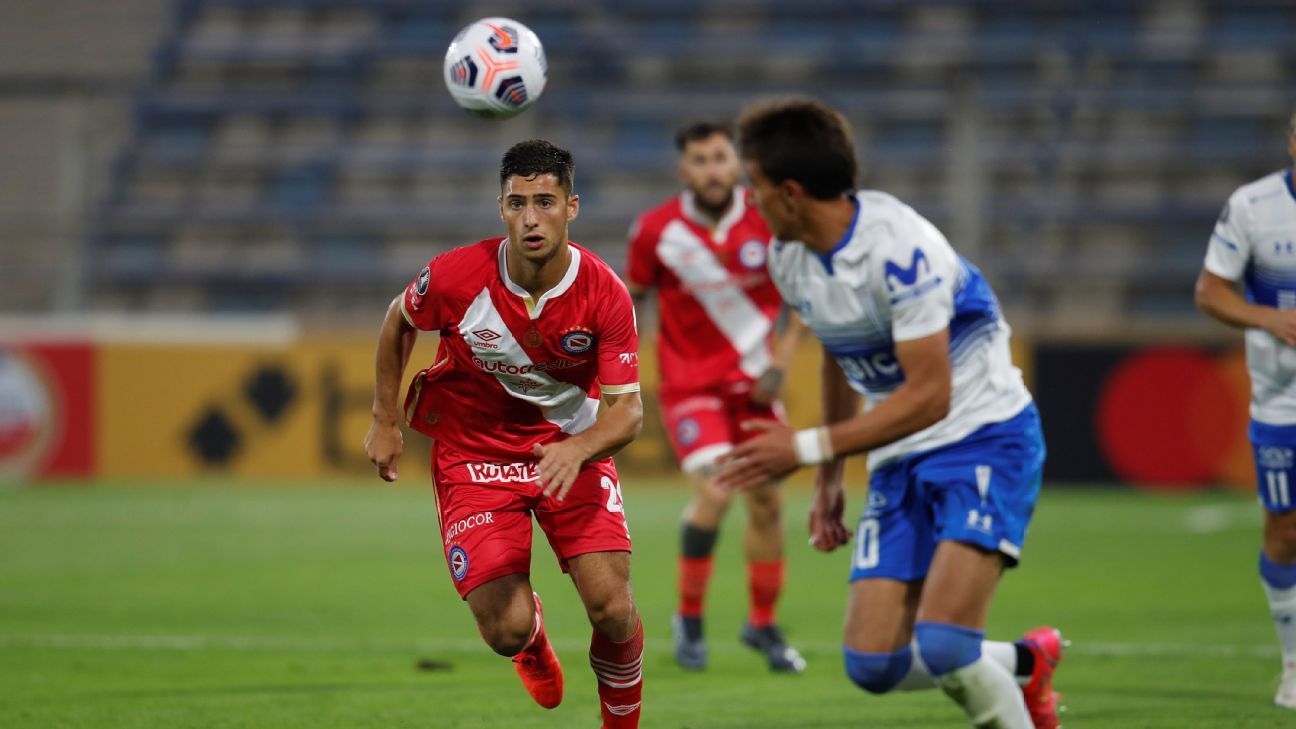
[842,645,912,694]
[479,619,534,656]
[744,486,781,526]
[914,621,984,677]
[584,592,635,636]
[1268,516,1296,551]
[696,482,734,513]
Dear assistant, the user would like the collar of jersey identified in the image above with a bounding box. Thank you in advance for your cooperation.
[814,194,861,276]
[1286,168,1296,203]
[496,240,582,320]
[680,186,746,241]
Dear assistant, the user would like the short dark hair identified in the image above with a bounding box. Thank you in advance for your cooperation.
[499,139,575,194]
[674,121,734,152]
[737,99,858,200]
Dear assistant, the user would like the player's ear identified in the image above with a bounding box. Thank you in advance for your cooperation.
[779,179,803,209]
[498,195,505,222]
[567,193,579,222]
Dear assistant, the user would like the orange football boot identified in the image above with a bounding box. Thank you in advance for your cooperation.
[512,592,564,709]
[1020,626,1066,729]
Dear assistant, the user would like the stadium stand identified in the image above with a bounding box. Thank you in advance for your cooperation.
[12,0,1296,325]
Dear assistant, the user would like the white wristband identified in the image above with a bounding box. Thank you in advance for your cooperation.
[793,427,833,465]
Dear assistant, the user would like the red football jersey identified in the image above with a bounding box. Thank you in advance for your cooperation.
[625,188,782,397]
[401,239,640,462]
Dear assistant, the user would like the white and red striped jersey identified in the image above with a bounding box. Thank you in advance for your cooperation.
[401,239,640,462]
[626,188,782,397]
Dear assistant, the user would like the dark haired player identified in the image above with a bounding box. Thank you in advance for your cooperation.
[366,140,645,728]
[625,121,805,673]
[719,100,1063,729]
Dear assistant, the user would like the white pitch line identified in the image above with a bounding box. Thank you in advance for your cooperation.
[1183,503,1260,534]
[0,634,1280,659]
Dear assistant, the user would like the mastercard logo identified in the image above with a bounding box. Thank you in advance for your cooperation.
[1095,347,1253,491]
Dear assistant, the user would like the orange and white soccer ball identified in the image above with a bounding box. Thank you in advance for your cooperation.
[444,17,547,119]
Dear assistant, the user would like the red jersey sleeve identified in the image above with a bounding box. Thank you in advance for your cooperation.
[400,255,451,332]
[596,275,641,394]
[624,214,660,290]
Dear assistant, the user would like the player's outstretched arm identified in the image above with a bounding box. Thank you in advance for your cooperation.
[752,305,807,405]
[534,391,644,501]
[365,295,419,482]
[1196,269,1296,346]
[825,329,951,457]
[715,330,951,491]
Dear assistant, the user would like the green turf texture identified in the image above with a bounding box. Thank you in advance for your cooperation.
[0,481,1288,728]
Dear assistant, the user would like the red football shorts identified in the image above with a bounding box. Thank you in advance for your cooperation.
[431,443,632,599]
[660,387,784,474]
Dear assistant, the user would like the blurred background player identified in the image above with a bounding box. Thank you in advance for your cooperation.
[1195,112,1296,710]
[718,99,1063,729]
[365,140,646,728]
[624,121,805,673]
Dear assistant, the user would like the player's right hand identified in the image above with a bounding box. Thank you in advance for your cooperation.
[364,419,403,482]
[807,476,849,552]
[1266,308,1296,347]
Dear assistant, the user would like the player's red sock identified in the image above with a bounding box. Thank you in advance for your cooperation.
[677,555,713,618]
[747,559,784,628]
[589,617,643,729]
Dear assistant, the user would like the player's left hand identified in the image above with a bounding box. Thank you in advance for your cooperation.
[533,440,590,501]
[749,366,785,406]
[714,420,799,490]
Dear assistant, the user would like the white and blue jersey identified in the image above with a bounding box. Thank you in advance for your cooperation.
[767,190,1033,470]
[1205,168,1296,427]
[1205,168,1296,511]
[768,190,1044,576]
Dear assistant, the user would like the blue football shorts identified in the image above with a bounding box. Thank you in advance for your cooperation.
[1250,419,1296,513]
[849,403,1046,583]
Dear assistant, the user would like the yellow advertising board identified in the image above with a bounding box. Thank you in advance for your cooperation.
[94,336,682,481]
[94,333,1036,486]
[97,337,438,479]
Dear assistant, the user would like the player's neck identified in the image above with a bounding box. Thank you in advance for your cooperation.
[505,244,572,299]
[797,196,859,254]
[690,190,735,226]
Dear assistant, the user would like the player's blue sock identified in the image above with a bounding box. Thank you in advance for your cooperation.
[914,621,983,676]
[1260,552,1296,667]
[1262,552,1296,589]
[916,622,1030,728]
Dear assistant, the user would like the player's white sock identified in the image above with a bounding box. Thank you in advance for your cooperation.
[937,655,1032,729]
[981,640,1029,686]
[890,640,1023,691]
[1261,552,1296,670]
[1262,581,1296,668]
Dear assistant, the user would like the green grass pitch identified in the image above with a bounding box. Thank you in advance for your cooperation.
[0,480,1290,728]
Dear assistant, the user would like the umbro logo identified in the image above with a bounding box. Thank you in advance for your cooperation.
[604,702,640,716]
[472,328,502,341]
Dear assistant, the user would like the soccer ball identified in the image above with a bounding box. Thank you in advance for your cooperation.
[443,17,547,119]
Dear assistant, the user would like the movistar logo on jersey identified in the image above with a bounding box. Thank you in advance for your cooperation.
[884,249,942,304]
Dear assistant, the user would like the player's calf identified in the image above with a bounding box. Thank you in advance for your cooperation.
[590,616,644,729]
[511,592,564,710]
[916,622,1032,729]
